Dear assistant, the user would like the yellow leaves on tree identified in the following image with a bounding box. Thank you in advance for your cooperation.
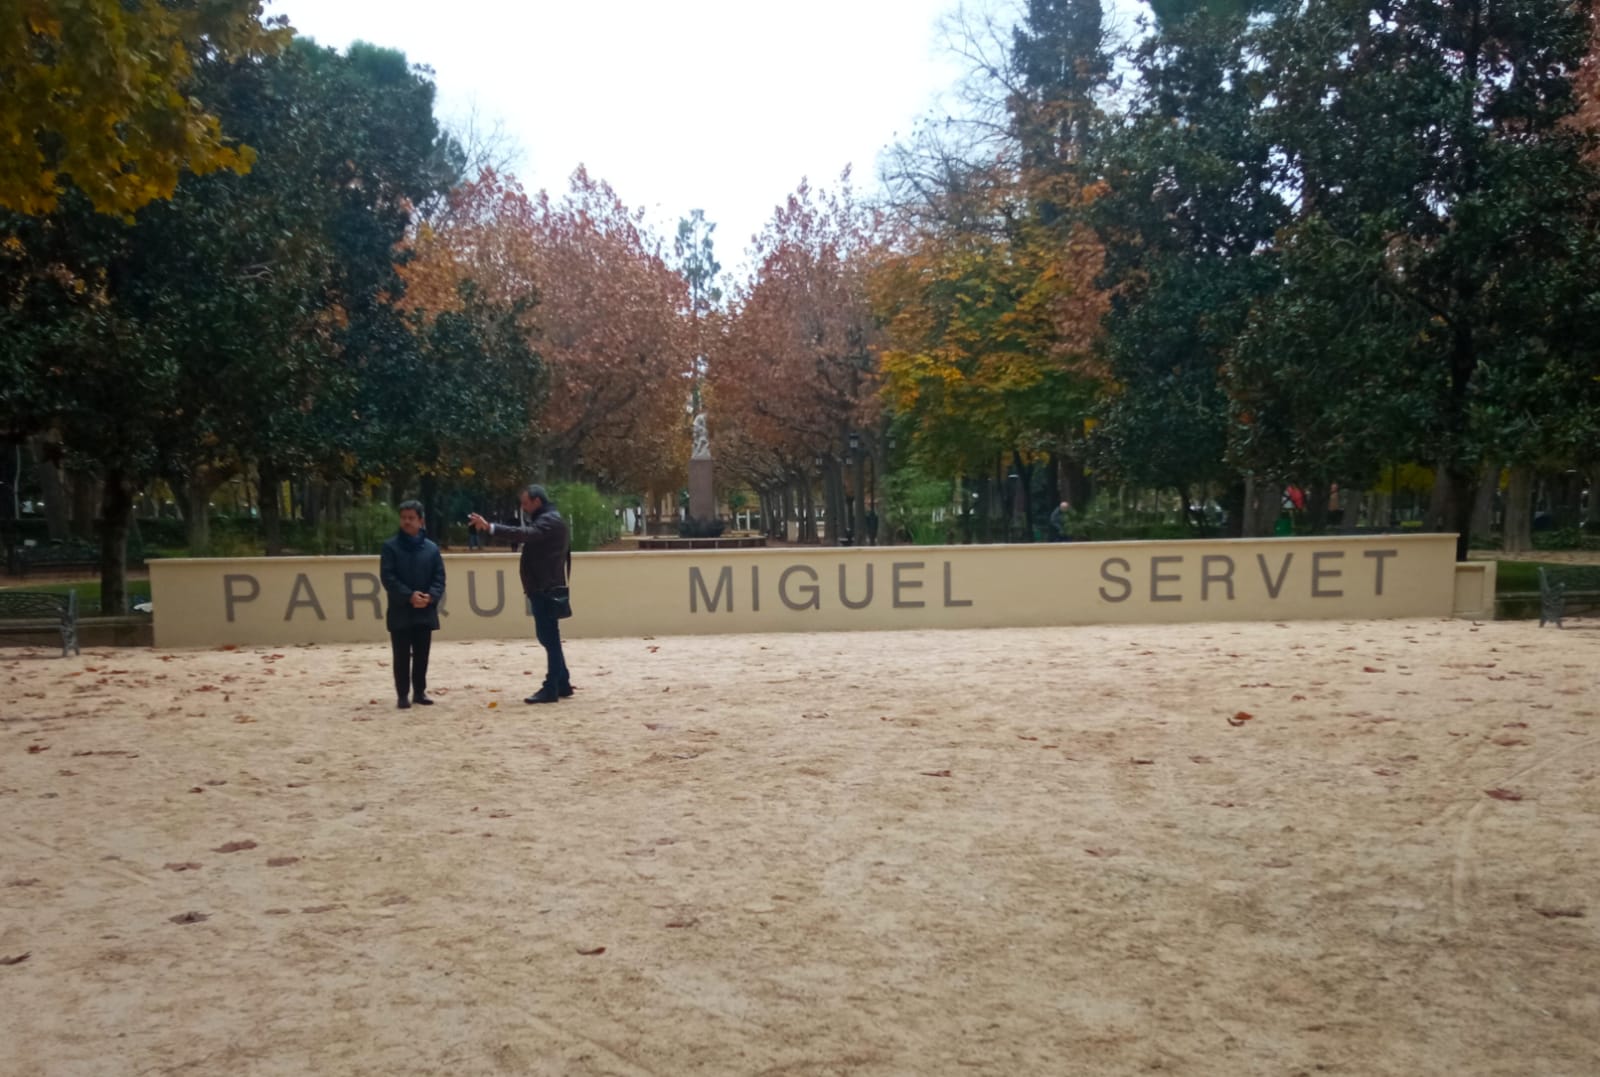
[1,0,291,217]
[870,175,1110,474]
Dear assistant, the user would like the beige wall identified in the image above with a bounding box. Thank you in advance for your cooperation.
[149,534,1472,648]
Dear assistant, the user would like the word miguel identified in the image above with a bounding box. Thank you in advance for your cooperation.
[689,561,972,613]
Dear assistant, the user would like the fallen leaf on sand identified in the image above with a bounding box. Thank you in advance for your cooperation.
[1227,711,1253,726]
[266,857,300,867]
[163,862,202,872]
[213,840,257,853]
[1534,907,1585,919]
[920,769,952,778]
[169,911,209,924]
[1484,788,1524,802]
[1,953,31,966]
[577,946,606,956]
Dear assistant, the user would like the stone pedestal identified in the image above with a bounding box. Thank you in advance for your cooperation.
[688,457,716,522]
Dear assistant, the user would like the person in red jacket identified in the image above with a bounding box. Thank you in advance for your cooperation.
[468,485,572,704]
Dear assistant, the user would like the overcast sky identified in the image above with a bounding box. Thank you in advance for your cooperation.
[280,0,989,269]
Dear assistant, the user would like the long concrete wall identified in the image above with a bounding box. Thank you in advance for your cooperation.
[148,534,1477,648]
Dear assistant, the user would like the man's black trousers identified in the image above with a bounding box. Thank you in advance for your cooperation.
[390,625,433,700]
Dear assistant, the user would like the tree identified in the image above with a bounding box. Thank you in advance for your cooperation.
[405,168,691,497]
[1236,0,1600,555]
[1,36,462,607]
[1088,7,1285,530]
[715,176,881,544]
[0,0,290,216]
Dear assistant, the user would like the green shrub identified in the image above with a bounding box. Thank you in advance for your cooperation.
[550,483,620,552]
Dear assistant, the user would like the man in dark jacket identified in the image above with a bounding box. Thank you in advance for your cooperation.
[468,484,572,704]
[380,500,447,709]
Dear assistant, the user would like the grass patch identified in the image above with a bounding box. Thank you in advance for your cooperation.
[1494,560,1600,593]
[0,579,151,611]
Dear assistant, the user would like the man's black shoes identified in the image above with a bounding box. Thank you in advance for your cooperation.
[414,695,434,706]
[559,684,574,698]
[397,698,411,710]
[525,689,560,704]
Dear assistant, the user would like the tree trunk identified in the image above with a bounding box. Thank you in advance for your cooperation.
[1425,466,1451,532]
[34,437,71,541]
[259,458,283,556]
[183,474,219,553]
[98,467,135,615]
[71,470,100,541]
[1062,456,1089,514]
[1502,465,1535,553]
[1470,462,1498,542]
[1556,469,1583,530]
[1584,460,1600,530]
[1012,450,1033,541]
[1307,483,1332,535]
[0,439,20,548]
[420,472,440,547]
[1222,477,1246,538]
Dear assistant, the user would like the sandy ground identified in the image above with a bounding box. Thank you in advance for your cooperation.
[1,618,1597,1077]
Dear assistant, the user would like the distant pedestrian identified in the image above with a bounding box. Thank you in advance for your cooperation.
[1048,501,1072,542]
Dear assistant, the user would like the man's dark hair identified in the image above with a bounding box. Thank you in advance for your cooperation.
[398,499,424,516]
[524,484,550,505]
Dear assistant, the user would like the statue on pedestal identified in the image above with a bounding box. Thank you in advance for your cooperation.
[691,412,711,460]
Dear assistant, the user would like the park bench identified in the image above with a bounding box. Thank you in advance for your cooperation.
[0,590,80,656]
[6,542,99,579]
[1537,567,1600,628]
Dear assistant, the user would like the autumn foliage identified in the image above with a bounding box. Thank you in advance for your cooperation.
[404,168,692,494]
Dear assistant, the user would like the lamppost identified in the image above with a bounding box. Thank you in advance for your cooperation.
[848,430,864,546]
[813,453,825,544]
[1007,468,1021,542]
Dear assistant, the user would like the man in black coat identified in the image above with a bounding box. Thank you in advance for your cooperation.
[468,484,572,704]
[380,500,447,709]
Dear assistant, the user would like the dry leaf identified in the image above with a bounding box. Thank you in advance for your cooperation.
[0,952,30,966]
[577,946,607,956]
[266,857,299,867]
[1484,788,1524,801]
[301,905,339,914]
[1534,907,1585,919]
[163,862,202,872]
[213,840,257,853]
[920,769,952,778]
[26,745,48,754]
[1362,666,1384,673]
[169,911,209,924]
[1131,758,1155,765]
[1227,711,1253,726]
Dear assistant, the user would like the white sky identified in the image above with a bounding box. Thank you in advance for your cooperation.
[279,0,980,269]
